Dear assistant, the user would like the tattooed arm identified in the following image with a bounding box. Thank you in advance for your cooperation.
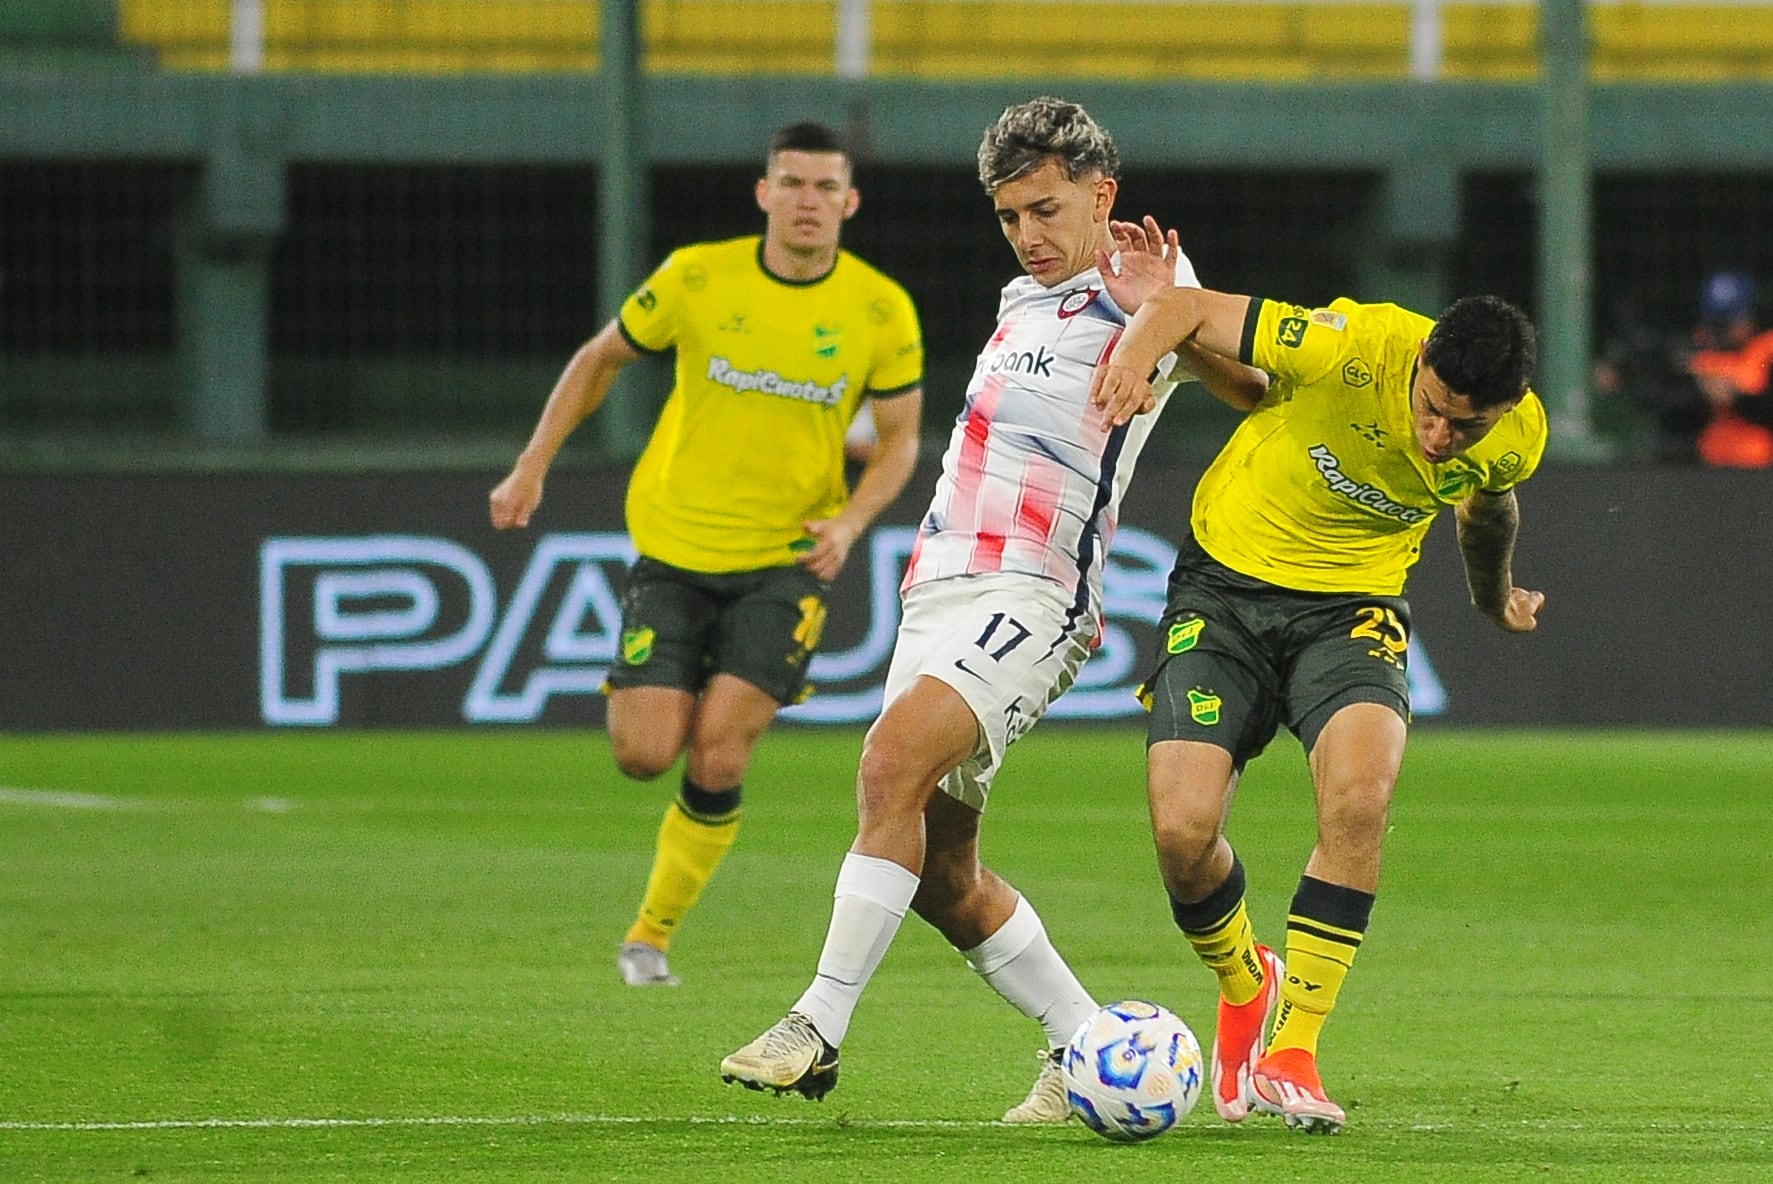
[1455,488,1545,633]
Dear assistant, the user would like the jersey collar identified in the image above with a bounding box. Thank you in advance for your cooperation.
[756,239,839,288]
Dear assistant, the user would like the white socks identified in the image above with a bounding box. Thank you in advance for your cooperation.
[962,894,1097,1048]
[792,859,1094,1053]
[793,852,920,1047]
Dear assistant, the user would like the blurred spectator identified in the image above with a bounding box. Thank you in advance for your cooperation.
[1596,270,1773,466]
[1594,294,1703,462]
[1687,269,1773,468]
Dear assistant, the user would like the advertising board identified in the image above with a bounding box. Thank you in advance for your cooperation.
[3,465,1767,730]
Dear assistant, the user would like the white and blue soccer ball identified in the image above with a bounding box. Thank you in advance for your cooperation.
[1062,1000,1204,1142]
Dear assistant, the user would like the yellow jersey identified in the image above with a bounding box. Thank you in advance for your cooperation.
[1193,297,1548,595]
[618,236,923,573]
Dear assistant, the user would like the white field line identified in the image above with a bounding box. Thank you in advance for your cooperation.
[6,1113,1753,1136]
[0,788,296,813]
[0,787,151,810]
[0,1113,1001,1132]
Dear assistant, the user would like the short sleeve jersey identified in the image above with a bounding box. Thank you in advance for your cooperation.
[904,253,1202,626]
[618,236,923,573]
[1192,297,1548,595]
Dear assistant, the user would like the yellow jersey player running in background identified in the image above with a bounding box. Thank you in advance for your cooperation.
[489,122,924,989]
[1091,281,1546,1133]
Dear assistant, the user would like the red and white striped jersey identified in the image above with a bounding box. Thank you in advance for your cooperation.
[902,253,1201,628]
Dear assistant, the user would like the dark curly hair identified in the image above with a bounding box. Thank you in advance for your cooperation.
[977,96,1121,193]
[1423,295,1538,410]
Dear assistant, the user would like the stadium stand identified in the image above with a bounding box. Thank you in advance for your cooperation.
[102,1,1773,82]
[0,0,145,68]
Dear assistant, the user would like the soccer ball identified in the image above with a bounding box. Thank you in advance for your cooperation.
[1062,1000,1204,1142]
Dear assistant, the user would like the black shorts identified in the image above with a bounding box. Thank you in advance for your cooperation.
[1140,535,1412,768]
[606,556,830,706]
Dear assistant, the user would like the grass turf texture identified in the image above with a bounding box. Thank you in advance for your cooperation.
[1,729,1769,1182]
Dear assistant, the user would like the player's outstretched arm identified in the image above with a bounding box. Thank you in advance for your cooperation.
[799,386,924,582]
[1091,287,1252,427]
[1455,488,1545,633]
[489,320,641,529]
[1173,340,1268,413]
[1097,218,1267,414]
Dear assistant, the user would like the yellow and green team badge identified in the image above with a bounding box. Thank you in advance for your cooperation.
[620,626,655,666]
[1186,688,1222,726]
[1166,618,1205,654]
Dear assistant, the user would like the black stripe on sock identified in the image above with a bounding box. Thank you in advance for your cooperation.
[1291,874,1374,934]
[1283,920,1361,963]
[679,777,741,822]
[1170,854,1247,934]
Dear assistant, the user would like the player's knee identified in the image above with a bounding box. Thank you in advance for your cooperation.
[685,707,773,788]
[1150,813,1222,886]
[856,734,934,823]
[1317,777,1393,847]
[610,734,679,781]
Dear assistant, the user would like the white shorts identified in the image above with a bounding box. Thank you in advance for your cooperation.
[882,572,1096,812]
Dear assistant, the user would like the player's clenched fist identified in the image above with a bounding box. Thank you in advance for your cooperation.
[488,467,544,530]
[1494,586,1546,634]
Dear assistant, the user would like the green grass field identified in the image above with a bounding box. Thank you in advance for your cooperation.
[3,728,1770,1182]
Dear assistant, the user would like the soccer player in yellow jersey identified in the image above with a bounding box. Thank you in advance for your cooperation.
[1090,283,1547,1133]
[489,122,924,989]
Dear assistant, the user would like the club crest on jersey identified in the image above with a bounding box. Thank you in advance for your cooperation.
[1187,688,1222,725]
[1435,471,1477,500]
[813,323,842,358]
[1057,287,1099,319]
[1166,618,1205,653]
[621,627,655,666]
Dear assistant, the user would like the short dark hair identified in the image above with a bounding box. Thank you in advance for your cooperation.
[977,96,1121,192]
[1424,295,1538,409]
[768,121,851,163]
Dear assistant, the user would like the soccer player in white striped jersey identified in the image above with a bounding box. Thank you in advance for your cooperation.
[721,96,1267,1118]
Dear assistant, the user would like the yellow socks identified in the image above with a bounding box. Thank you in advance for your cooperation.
[1268,875,1374,1057]
[1169,855,1268,1007]
[624,781,740,952]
